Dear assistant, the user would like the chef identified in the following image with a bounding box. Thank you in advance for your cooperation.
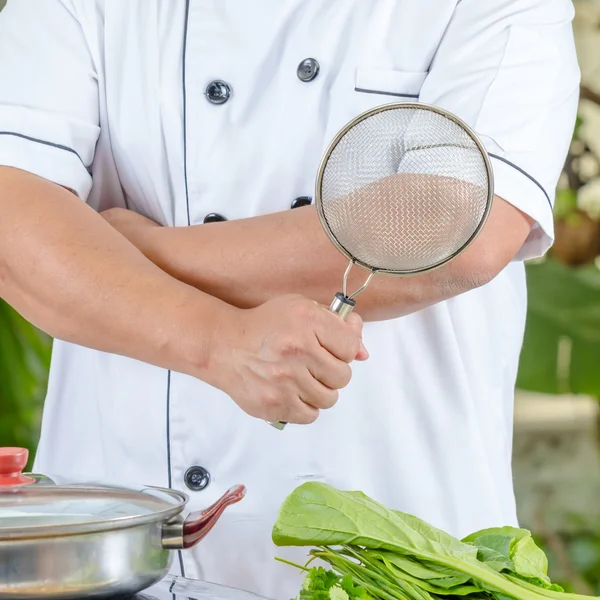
[0,1,579,599]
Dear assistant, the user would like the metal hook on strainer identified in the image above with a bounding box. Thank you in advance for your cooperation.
[268,102,494,430]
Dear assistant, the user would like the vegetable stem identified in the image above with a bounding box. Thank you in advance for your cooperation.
[274,557,310,572]
[505,576,599,600]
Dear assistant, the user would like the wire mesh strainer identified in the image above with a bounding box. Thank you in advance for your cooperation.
[268,102,494,430]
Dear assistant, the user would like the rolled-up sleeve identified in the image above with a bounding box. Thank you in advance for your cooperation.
[419,0,580,261]
[0,0,100,200]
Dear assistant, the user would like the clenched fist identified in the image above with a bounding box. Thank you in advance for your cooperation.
[209,295,368,424]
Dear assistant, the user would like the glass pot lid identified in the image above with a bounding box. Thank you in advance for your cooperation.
[0,447,187,540]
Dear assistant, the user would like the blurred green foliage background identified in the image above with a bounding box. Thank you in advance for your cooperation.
[0,303,50,469]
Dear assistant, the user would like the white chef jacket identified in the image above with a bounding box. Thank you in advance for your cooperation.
[0,1,579,599]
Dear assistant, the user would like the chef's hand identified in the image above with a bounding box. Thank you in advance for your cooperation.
[212,295,368,424]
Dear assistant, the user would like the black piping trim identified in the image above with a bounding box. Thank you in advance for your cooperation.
[488,153,552,210]
[166,367,186,578]
[166,369,173,489]
[178,550,186,580]
[354,88,419,99]
[172,0,192,580]
[166,368,186,580]
[182,0,192,227]
[0,131,88,168]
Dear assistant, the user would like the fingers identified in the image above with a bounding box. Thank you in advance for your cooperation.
[299,370,340,410]
[273,401,320,425]
[261,370,339,424]
[346,313,369,359]
[313,308,366,363]
[307,346,353,390]
[259,387,320,425]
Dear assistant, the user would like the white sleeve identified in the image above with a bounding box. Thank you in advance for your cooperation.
[0,0,100,200]
[419,0,580,261]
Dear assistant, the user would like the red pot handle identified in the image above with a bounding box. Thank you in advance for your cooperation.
[0,448,35,487]
[182,484,246,548]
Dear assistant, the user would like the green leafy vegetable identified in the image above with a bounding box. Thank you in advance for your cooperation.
[273,482,599,600]
[463,527,562,591]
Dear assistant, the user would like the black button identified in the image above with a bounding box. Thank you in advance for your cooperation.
[297,58,320,82]
[203,213,227,223]
[184,466,211,491]
[205,80,231,105]
[291,196,312,209]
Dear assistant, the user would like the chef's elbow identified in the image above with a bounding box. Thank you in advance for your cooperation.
[453,198,536,291]
[459,230,533,294]
[459,245,512,291]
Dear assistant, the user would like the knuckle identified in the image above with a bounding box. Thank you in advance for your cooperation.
[291,298,317,321]
[337,344,356,364]
[269,364,292,384]
[295,402,320,424]
[347,312,364,329]
[276,335,306,358]
[310,388,338,410]
[261,388,283,411]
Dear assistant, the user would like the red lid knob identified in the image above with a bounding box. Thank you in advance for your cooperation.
[0,448,35,486]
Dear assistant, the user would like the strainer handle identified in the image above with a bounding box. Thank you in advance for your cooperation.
[266,292,357,430]
[329,292,356,320]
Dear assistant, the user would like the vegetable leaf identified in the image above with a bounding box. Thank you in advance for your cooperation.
[511,537,550,582]
[463,527,550,585]
[472,536,515,573]
[298,567,369,600]
[341,575,371,600]
[272,483,478,562]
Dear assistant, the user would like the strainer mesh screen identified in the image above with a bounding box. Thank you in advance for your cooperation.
[319,106,491,273]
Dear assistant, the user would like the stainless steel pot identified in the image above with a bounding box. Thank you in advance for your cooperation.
[0,447,247,599]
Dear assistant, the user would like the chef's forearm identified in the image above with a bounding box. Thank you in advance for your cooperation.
[142,198,532,321]
[0,167,232,377]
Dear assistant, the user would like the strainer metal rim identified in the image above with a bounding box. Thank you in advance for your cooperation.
[315,101,495,276]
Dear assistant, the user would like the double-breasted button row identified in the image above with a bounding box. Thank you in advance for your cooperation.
[205,57,320,106]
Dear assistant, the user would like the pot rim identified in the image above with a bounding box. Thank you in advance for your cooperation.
[0,484,188,541]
